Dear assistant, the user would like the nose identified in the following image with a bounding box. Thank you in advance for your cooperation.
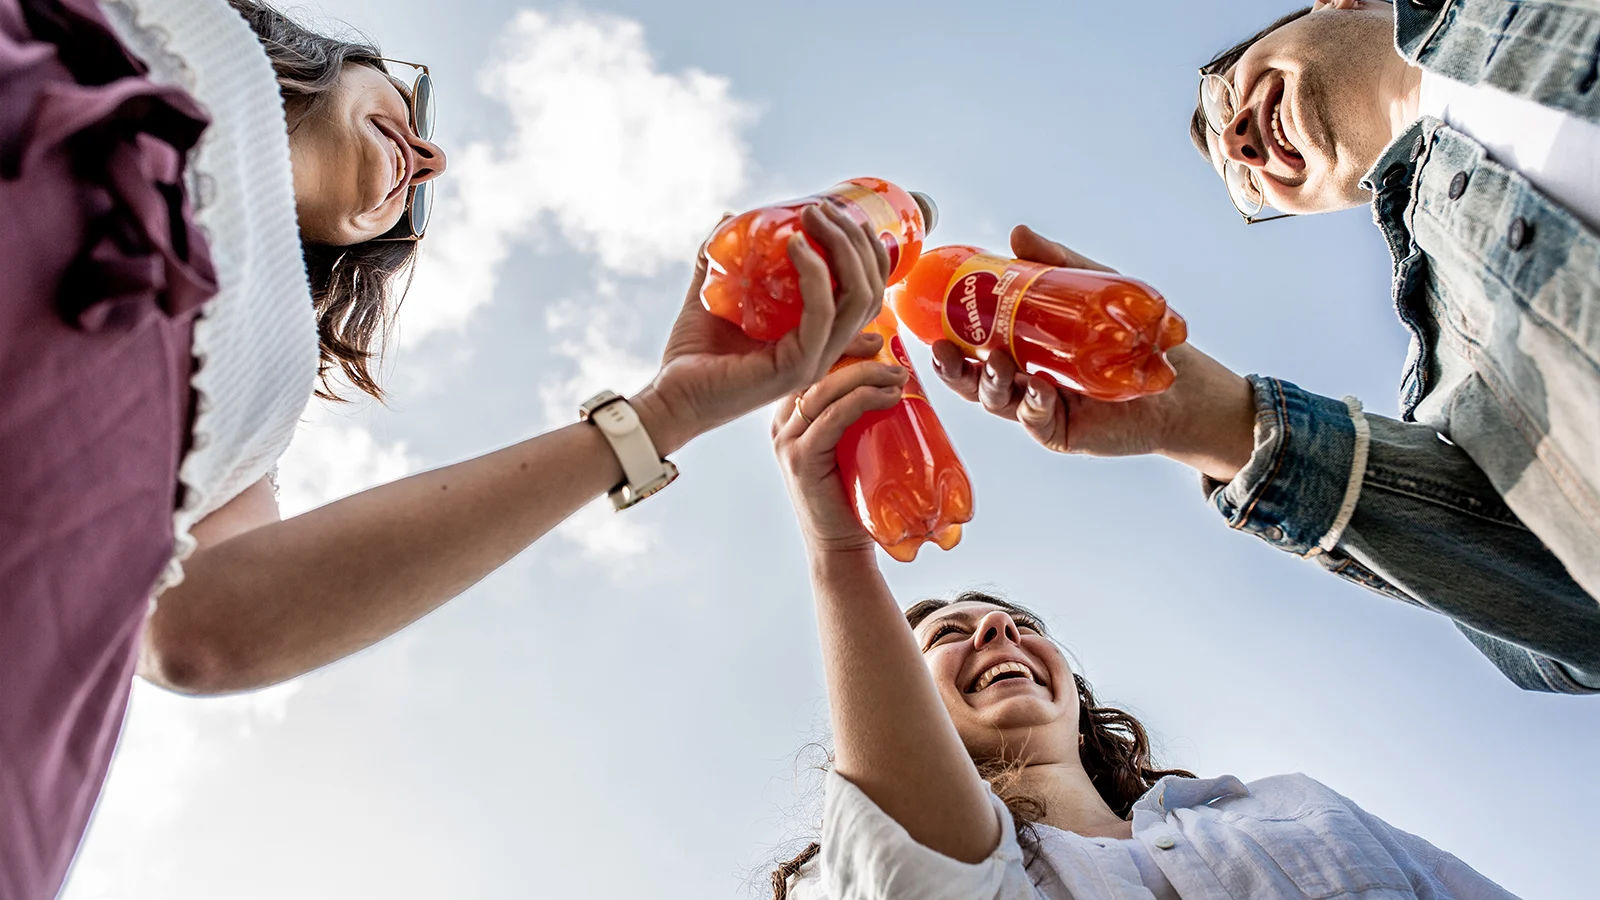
[408,136,447,184]
[972,610,1021,649]
[1220,107,1268,170]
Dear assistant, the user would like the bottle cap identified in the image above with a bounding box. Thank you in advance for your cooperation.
[911,191,938,235]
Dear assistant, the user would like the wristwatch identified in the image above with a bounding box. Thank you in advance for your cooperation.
[579,391,680,510]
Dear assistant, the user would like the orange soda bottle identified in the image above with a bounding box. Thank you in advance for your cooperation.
[889,246,1187,401]
[834,307,974,562]
[702,178,937,341]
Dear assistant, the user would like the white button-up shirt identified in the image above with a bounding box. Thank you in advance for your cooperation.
[788,770,1518,899]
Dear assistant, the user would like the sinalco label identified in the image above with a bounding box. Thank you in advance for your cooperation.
[939,255,1051,357]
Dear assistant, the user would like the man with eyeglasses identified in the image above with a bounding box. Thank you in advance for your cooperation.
[932,0,1600,694]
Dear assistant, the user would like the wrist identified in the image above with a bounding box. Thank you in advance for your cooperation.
[808,541,881,577]
[629,386,696,458]
[1153,349,1257,482]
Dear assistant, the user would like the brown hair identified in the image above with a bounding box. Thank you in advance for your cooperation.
[229,0,418,400]
[1188,7,1315,163]
[770,592,1194,898]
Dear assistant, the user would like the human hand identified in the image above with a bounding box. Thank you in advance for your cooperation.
[632,203,891,456]
[771,361,909,555]
[929,225,1257,481]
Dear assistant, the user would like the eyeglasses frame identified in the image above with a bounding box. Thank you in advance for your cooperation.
[1198,69,1293,226]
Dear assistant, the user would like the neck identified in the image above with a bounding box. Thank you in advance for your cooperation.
[1380,53,1425,141]
[1016,761,1132,839]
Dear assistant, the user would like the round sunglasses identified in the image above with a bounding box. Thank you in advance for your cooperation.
[372,58,436,241]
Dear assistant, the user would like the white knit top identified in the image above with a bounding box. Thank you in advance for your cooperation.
[100,0,321,593]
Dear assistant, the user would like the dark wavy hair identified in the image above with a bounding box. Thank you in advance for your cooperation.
[229,0,418,400]
[1188,7,1314,163]
[770,592,1194,899]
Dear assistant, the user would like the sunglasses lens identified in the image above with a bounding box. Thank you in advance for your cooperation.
[1200,76,1233,133]
[414,72,435,140]
[410,180,432,236]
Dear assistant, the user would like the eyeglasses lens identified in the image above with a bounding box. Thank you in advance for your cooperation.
[413,72,435,141]
[410,179,432,236]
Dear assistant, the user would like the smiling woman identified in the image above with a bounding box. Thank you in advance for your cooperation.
[768,360,1521,899]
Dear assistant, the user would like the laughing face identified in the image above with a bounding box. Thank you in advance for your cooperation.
[913,600,1079,763]
[1202,0,1403,214]
[288,62,447,245]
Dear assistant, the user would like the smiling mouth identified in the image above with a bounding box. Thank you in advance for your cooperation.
[378,125,410,207]
[1265,84,1304,165]
[966,661,1044,694]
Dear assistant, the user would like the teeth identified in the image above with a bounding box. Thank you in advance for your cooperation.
[973,661,1036,692]
[1270,99,1296,157]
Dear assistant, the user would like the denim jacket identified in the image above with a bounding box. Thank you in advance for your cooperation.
[1207,0,1600,693]
[790,770,1516,899]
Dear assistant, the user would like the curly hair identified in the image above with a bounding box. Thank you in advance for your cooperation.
[228,0,419,400]
[770,592,1194,898]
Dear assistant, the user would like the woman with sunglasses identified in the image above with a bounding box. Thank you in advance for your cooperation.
[765,362,1517,900]
[0,1,889,896]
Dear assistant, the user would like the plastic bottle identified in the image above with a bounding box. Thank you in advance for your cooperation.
[889,246,1188,401]
[834,307,974,562]
[702,178,938,341]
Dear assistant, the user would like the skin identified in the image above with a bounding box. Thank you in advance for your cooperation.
[1204,0,1421,214]
[289,63,448,245]
[772,370,1135,864]
[140,201,891,693]
[934,3,1422,484]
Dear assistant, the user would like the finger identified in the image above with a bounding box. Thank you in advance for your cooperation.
[778,360,909,439]
[781,231,838,375]
[842,331,885,360]
[1010,224,1117,273]
[978,352,1024,416]
[930,341,980,401]
[772,392,798,438]
[824,203,889,306]
[802,205,876,360]
[1016,375,1069,449]
[795,383,905,457]
[865,217,892,285]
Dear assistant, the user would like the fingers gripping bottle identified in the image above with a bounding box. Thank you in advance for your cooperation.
[889,246,1188,401]
[701,178,938,341]
[835,308,974,562]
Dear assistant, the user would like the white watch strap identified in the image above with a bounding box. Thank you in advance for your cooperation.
[590,399,666,489]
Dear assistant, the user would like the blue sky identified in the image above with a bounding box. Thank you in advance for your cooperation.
[65,2,1597,898]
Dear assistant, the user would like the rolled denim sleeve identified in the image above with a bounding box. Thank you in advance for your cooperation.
[1206,376,1600,695]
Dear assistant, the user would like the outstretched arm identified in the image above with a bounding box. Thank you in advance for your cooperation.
[930,225,1600,694]
[771,364,1001,865]
[141,204,889,694]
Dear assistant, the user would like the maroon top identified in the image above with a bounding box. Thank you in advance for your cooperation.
[0,0,217,897]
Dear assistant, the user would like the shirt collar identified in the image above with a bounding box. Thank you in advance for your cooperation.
[1130,773,1250,822]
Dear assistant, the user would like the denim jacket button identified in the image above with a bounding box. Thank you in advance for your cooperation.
[1409,0,1444,9]
[1409,135,1426,162]
[1508,217,1533,251]
[1448,171,1469,199]
[1263,525,1285,542]
[1381,162,1409,190]
[1155,836,1177,850]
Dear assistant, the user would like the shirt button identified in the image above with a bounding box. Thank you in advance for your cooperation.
[1448,171,1469,199]
[1155,836,1177,850]
[1508,217,1534,251]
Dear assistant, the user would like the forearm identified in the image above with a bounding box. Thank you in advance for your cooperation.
[148,410,651,694]
[810,548,1000,864]
[1206,376,1600,692]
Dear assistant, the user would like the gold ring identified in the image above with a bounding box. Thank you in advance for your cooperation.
[795,396,813,424]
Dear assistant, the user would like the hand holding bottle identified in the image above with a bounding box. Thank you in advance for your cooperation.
[632,203,891,457]
[928,225,1257,482]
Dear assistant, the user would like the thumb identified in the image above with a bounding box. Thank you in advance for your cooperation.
[1010,224,1117,273]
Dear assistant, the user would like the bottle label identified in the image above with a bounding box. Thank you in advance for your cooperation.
[888,335,928,403]
[816,183,906,275]
[938,255,1051,358]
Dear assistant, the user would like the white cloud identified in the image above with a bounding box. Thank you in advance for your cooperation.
[399,8,755,340]
[274,403,418,517]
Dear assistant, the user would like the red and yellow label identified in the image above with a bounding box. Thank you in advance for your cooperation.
[939,254,1051,358]
[816,182,908,275]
